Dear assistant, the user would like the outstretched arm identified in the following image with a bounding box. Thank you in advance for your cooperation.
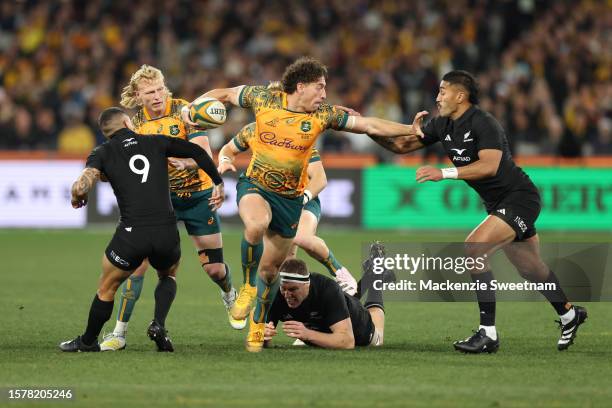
[71,167,101,208]
[362,111,430,153]
[345,110,428,138]
[368,134,426,154]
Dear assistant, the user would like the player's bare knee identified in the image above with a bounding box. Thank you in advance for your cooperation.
[258,266,278,283]
[293,234,312,251]
[244,224,266,244]
[203,263,225,280]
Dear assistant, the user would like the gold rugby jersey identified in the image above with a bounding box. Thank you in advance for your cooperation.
[233,122,321,163]
[238,86,347,197]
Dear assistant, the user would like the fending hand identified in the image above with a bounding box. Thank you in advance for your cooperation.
[209,183,225,210]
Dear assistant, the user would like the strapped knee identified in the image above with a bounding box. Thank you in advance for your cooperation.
[198,248,224,265]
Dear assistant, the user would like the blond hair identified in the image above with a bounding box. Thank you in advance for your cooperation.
[120,64,172,108]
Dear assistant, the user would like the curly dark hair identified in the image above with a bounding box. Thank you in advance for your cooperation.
[281,57,328,94]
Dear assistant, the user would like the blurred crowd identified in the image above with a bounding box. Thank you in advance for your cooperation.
[0,0,610,158]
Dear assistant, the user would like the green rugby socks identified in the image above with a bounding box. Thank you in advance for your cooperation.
[241,237,263,287]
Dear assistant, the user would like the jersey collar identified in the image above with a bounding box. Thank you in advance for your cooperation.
[110,128,135,140]
[453,105,477,127]
[143,97,172,120]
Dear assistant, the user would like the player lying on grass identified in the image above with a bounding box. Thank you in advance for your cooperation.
[262,258,385,349]
[59,107,224,352]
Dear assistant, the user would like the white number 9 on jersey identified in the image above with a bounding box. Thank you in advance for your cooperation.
[129,154,150,183]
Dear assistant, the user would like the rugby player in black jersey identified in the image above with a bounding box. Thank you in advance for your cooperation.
[59,107,224,352]
[263,259,385,349]
[369,71,586,353]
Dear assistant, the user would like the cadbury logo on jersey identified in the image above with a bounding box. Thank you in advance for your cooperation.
[259,132,308,151]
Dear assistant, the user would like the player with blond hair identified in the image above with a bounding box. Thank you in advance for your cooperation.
[100,65,241,352]
[184,56,426,352]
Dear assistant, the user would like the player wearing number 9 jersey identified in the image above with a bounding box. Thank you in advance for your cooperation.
[59,107,224,352]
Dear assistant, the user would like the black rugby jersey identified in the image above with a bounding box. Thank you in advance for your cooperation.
[85,128,222,227]
[268,273,374,346]
[421,106,537,205]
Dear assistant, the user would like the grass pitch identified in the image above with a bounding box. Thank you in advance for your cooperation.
[1,228,611,407]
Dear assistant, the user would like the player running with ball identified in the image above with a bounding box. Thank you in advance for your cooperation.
[184,56,426,352]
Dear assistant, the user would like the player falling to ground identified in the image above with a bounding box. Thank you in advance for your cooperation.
[369,70,587,353]
[100,65,241,352]
[263,258,384,349]
[60,107,224,352]
[217,121,358,314]
[184,56,426,352]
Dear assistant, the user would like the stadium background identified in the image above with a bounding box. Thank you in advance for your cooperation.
[1,1,611,407]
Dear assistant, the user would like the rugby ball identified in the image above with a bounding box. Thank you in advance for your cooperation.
[189,96,227,129]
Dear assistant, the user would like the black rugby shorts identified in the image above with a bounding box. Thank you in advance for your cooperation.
[487,189,541,241]
[105,223,181,271]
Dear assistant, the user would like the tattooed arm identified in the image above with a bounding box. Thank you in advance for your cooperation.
[368,134,426,153]
[71,167,101,208]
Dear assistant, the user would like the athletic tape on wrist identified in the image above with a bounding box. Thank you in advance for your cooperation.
[303,189,312,204]
[441,167,458,179]
[346,115,356,129]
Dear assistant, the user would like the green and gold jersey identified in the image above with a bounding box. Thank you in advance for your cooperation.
[236,86,347,197]
[233,122,321,163]
[132,97,212,195]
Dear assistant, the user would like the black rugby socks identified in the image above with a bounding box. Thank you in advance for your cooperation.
[154,276,177,328]
[472,270,496,326]
[537,270,571,315]
[82,294,114,345]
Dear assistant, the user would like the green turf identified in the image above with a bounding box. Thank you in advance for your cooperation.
[1,228,611,407]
